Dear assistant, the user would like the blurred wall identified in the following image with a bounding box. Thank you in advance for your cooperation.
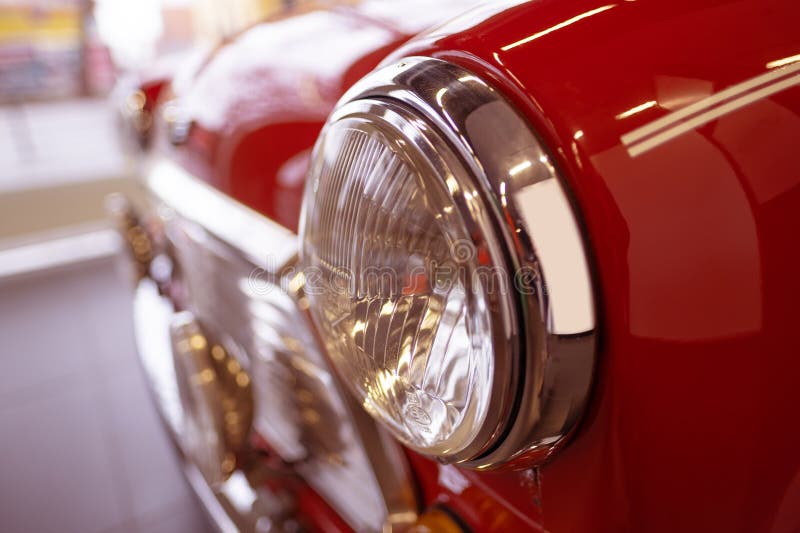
[192,0,285,42]
[0,1,87,101]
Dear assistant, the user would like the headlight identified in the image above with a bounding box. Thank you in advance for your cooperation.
[300,57,596,468]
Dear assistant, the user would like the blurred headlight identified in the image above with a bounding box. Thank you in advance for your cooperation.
[300,58,597,467]
[169,314,253,485]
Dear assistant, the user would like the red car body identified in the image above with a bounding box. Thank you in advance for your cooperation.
[130,1,800,531]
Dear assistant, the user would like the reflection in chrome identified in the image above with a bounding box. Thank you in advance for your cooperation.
[313,57,597,468]
[169,313,253,485]
[516,179,594,335]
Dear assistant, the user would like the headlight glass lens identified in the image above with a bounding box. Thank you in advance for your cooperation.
[300,110,497,456]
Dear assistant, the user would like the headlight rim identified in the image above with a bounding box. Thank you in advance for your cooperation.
[303,56,597,469]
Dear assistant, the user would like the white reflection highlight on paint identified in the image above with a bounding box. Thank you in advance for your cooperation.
[501,4,617,51]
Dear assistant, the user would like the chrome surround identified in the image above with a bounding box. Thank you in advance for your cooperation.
[130,160,418,531]
[315,57,597,468]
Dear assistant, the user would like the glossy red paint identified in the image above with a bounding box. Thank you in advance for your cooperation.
[139,79,167,115]
[406,451,544,532]
[295,484,355,533]
[388,0,800,531]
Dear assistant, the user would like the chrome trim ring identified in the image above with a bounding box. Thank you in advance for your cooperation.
[333,57,597,468]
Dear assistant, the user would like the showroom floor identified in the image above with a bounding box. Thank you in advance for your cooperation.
[0,256,213,533]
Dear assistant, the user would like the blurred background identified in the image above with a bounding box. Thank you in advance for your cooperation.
[0,1,289,531]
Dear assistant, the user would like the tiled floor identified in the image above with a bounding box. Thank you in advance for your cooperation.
[0,257,213,533]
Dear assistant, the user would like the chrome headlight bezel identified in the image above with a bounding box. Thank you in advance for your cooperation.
[300,57,597,469]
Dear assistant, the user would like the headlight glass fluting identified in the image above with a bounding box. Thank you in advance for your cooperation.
[300,99,517,460]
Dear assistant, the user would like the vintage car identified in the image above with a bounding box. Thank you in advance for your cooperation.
[112,0,800,531]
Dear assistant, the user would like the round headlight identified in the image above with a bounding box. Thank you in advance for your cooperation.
[301,101,515,459]
[300,58,596,467]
